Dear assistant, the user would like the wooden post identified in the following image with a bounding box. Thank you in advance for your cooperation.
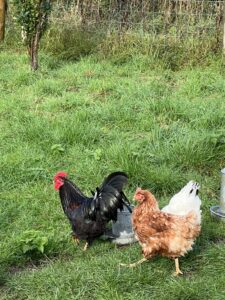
[0,0,5,41]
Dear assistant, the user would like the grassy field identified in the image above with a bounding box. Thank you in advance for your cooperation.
[1,50,225,300]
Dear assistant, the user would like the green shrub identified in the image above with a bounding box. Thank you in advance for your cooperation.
[97,31,221,70]
[42,23,104,60]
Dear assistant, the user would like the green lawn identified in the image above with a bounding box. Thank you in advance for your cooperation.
[1,51,225,299]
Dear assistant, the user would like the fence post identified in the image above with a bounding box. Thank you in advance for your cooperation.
[223,0,225,54]
[0,0,5,41]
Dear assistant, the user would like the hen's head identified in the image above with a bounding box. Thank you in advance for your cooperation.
[134,188,146,203]
[54,171,68,190]
[134,188,157,207]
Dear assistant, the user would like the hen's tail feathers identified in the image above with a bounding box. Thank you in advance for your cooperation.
[162,181,202,224]
[88,172,131,221]
[185,211,201,239]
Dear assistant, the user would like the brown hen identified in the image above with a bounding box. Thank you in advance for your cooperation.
[121,187,201,275]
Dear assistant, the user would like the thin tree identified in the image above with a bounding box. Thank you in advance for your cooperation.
[13,0,51,70]
[0,0,6,41]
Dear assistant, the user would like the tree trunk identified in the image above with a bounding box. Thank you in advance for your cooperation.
[28,13,45,71]
[32,32,39,71]
[28,30,40,71]
[31,44,38,71]
[0,0,5,41]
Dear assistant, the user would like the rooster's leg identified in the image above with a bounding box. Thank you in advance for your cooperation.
[173,258,183,276]
[83,242,89,251]
[71,233,80,245]
[120,258,147,268]
[73,237,80,245]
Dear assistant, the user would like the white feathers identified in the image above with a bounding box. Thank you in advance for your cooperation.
[161,181,202,224]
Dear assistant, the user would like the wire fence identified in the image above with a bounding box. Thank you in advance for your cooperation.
[6,1,224,58]
[49,0,225,53]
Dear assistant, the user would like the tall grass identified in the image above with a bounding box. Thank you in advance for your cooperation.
[2,0,223,69]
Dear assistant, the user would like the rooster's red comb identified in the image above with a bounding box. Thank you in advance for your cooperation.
[54,171,68,181]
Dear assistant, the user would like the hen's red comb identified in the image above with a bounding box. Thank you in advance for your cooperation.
[54,171,68,180]
[135,187,142,193]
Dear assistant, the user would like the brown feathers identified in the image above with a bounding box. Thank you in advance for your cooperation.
[132,188,201,260]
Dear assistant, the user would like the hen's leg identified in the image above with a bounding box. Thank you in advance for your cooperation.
[120,258,147,268]
[173,258,183,276]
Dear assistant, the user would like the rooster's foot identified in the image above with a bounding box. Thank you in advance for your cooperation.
[73,238,80,245]
[83,242,89,251]
[71,233,80,245]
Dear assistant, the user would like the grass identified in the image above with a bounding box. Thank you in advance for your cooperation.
[1,50,225,300]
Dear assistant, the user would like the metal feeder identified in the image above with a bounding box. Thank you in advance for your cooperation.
[210,168,225,222]
[103,205,137,245]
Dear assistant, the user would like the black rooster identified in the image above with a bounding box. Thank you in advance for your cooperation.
[54,171,131,250]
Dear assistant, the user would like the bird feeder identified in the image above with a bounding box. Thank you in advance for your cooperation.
[103,205,137,245]
[210,168,225,221]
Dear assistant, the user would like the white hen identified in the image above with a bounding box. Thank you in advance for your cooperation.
[162,181,202,224]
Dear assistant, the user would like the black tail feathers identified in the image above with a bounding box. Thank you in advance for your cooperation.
[100,171,128,191]
[121,191,132,213]
[88,171,132,222]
